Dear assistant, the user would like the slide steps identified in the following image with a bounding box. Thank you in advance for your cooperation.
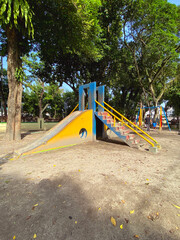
[95,111,145,149]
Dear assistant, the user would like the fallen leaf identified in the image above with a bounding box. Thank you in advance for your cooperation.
[146,179,149,181]
[120,224,123,229]
[147,214,154,221]
[26,178,34,181]
[130,210,135,214]
[176,227,179,230]
[78,169,81,172]
[121,200,125,204]
[111,216,116,226]
[58,185,62,187]
[124,218,129,223]
[53,165,56,167]
[134,235,139,238]
[177,214,180,217]
[172,204,180,209]
[13,236,16,239]
[145,183,149,185]
[75,221,77,224]
[34,204,38,207]
[33,233,37,238]
[98,207,101,211]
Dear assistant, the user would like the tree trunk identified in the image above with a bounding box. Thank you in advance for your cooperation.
[38,82,44,118]
[5,27,22,141]
[39,99,43,118]
[154,101,158,121]
[53,108,57,119]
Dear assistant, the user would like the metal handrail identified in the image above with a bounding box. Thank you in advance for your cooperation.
[70,104,79,115]
[103,101,158,145]
[95,100,157,147]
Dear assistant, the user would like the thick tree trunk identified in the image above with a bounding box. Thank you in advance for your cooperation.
[5,27,22,141]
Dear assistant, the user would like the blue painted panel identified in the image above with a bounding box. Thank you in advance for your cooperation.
[79,82,96,140]
[88,82,96,139]
[142,106,161,109]
[162,107,171,131]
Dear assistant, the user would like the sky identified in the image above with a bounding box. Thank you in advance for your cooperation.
[168,0,179,5]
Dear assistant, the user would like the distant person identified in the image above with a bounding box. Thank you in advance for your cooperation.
[145,115,150,131]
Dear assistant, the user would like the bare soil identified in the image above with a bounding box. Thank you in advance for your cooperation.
[0,129,180,240]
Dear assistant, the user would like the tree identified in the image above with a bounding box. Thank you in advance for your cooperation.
[1,0,104,140]
[45,84,64,119]
[108,47,142,118]
[62,91,78,116]
[22,53,47,118]
[121,0,179,113]
[28,0,104,92]
[0,0,34,140]
[164,64,180,117]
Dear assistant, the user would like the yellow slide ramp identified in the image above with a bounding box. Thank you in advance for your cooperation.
[16,110,93,155]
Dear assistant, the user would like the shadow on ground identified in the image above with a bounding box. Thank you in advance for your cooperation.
[21,130,45,139]
[0,171,179,240]
[0,153,14,169]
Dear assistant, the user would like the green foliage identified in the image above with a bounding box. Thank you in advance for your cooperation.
[166,83,180,116]
[44,84,64,119]
[22,83,77,119]
[164,65,180,116]
[15,67,25,83]
[0,0,34,37]
[121,0,179,106]
[1,0,180,122]
[63,91,78,116]
[31,0,103,60]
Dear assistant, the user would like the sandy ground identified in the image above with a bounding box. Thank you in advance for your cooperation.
[0,129,180,240]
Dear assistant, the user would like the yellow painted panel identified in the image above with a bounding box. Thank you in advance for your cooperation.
[48,110,93,143]
[25,110,93,154]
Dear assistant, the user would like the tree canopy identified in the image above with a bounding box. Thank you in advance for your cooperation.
[121,0,179,107]
[0,0,179,138]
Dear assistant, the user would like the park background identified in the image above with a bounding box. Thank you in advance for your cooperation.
[0,0,179,138]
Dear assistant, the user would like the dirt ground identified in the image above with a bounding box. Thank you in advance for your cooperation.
[0,129,180,240]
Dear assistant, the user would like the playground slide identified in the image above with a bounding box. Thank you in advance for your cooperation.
[16,110,94,155]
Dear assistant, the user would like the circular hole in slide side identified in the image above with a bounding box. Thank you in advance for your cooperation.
[79,128,87,139]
